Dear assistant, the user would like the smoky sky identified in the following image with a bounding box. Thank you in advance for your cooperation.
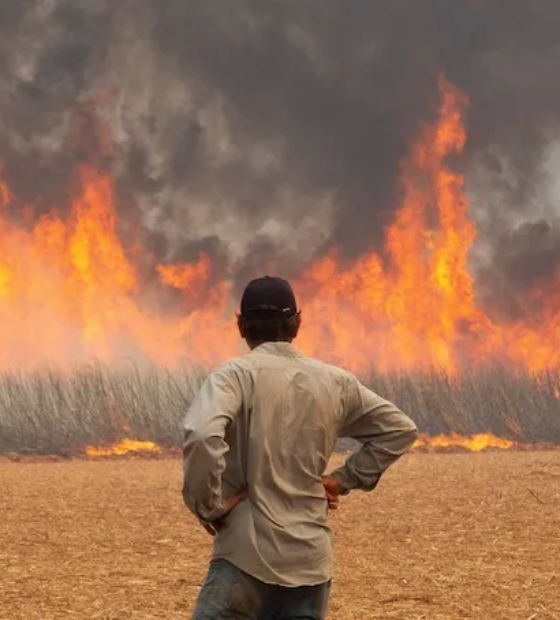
[1,0,560,300]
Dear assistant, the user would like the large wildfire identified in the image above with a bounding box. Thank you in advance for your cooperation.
[0,77,558,375]
[0,4,559,461]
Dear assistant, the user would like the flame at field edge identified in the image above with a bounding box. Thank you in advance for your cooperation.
[413,432,514,452]
[84,438,162,457]
[80,433,541,460]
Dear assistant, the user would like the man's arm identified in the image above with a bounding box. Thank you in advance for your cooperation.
[329,379,418,495]
[182,368,243,524]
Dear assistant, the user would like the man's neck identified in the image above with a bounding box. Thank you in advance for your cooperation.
[247,338,293,350]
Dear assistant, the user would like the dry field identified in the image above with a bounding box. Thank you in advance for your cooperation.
[1,452,559,620]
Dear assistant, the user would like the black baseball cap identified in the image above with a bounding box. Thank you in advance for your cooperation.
[240,276,298,318]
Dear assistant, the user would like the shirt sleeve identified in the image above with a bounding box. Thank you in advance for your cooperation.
[332,378,418,494]
[182,367,243,523]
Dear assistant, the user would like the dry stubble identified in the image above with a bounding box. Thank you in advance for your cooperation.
[1,452,559,620]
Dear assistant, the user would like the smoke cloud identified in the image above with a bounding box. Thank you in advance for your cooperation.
[1,0,560,303]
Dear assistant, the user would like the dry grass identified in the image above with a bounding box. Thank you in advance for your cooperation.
[1,452,559,619]
[1,365,560,456]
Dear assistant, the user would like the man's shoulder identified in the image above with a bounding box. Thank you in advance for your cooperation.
[298,354,358,384]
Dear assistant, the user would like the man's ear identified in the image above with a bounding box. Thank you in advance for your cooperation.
[292,311,302,338]
[237,315,246,339]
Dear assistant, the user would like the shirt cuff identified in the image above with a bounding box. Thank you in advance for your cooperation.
[193,496,226,523]
[331,467,360,495]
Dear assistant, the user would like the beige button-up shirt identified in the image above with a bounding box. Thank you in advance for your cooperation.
[182,342,418,587]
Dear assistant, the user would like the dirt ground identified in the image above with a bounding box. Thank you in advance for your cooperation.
[1,452,559,620]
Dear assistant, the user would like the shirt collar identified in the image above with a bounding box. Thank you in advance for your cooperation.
[250,341,303,359]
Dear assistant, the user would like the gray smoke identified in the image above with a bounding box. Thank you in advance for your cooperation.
[1,0,560,306]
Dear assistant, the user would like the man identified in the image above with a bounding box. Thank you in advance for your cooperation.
[182,276,418,619]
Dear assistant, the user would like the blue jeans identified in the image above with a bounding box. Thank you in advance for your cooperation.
[193,559,331,620]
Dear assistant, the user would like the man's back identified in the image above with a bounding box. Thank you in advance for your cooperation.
[183,275,417,618]
[183,341,418,586]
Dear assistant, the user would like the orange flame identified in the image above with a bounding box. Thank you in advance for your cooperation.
[294,77,490,372]
[157,254,211,297]
[82,434,516,458]
[85,439,162,457]
[413,433,514,452]
[0,76,558,374]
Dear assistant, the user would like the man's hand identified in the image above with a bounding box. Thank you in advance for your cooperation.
[220,490,248,518]
[201,491,248,536]
[322,475,342,510]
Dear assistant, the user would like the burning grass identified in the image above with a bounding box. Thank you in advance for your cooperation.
[0,364,559,456]
[1,452,559,619]
[1,78,560,380]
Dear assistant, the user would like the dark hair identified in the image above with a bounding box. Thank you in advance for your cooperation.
[238,312,301,343]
